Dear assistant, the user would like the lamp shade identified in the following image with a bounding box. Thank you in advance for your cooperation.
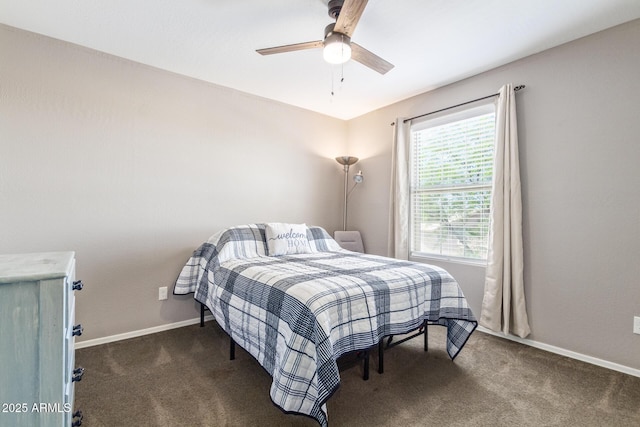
[335,156,358,166]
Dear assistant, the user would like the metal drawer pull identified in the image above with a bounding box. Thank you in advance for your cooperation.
[72,410,83,426]
[72,324,83,337]
[72,367,85,382]
[72,280,84,291]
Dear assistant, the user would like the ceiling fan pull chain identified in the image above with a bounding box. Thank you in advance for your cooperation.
[330,67,335,100]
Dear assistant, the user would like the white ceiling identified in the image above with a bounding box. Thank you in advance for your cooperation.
[2,0,640,120]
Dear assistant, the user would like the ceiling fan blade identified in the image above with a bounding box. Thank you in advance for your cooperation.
[256,40,323,56]
[334,0,368,38]
[351,43,394,75]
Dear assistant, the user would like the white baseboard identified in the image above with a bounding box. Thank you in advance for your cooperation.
[476,326,640,378]
[74,315,214,350]
[75,318,639,378]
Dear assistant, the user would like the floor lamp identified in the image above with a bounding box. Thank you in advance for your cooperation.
[335,156,362,231]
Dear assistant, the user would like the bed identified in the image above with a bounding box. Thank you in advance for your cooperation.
[174,223,477,426]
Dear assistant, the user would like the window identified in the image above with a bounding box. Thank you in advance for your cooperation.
[409,103,495,263]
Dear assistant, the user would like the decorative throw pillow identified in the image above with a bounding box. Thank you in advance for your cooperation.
[265,223,312,256]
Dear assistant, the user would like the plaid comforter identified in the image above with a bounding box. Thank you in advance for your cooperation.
[174,224,477,426]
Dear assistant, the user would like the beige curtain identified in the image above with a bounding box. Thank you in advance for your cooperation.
[480,84,531,338]
[387,118,411,259]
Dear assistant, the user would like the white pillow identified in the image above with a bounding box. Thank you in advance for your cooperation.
[265,223,312,256]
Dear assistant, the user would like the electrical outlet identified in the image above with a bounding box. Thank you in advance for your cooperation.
[158,286,168,301]
[634,316,640,335]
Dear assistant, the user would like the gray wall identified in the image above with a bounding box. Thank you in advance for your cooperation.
[347,19,640,370]
[0,25,346,341]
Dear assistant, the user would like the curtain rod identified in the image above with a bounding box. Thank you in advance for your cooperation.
[398,85,525,124]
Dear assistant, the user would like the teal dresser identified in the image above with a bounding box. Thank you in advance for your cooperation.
[0,252,84,426]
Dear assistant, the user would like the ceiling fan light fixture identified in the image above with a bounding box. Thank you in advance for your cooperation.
[323,32,352,64]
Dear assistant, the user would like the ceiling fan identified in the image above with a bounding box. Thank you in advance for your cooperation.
[256,0,394,75]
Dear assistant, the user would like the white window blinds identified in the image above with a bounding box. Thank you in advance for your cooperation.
[410,103,496,261]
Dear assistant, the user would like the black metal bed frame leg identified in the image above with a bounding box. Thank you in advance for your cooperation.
[363,350,370,381]
[376,321,428,375]
[424,320,428,351]
[200,303,205,327]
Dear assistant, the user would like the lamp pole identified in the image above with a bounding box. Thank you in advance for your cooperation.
[335,156,358,231]
[342,163,349,231]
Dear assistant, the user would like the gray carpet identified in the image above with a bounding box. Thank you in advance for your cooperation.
[75,322,640,426]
